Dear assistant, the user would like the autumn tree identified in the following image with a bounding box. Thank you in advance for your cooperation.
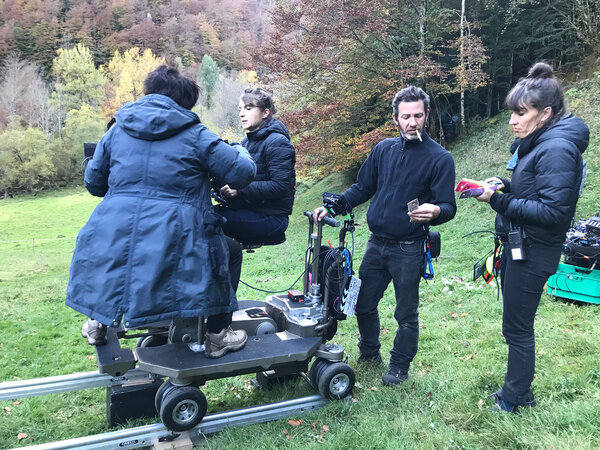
[50,43,106,133]
[0,55,55,132]
[103,47,164,118]
[262,0,488,174]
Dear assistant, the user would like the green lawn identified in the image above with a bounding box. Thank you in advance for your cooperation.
[1,79,599,449]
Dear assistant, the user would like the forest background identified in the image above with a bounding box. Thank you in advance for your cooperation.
[0,0,599,195]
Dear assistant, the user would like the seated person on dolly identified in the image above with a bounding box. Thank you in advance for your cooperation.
[214,88,296,286]
[66,65,257,359]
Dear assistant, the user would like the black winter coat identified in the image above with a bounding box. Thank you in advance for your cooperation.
[237,117,296,216]
[490,113,589,246]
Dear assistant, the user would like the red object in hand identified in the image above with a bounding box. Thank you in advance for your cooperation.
[455,178,499,199]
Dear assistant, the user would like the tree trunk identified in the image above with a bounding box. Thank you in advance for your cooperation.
[460,0,466,129]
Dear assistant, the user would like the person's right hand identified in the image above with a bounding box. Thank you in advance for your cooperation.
[313,206,328,223]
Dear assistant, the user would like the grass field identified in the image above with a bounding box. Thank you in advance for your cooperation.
[1,78,599,449]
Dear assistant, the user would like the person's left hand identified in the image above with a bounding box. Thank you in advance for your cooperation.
[220,184,238,198]
[408,203,440,223]
[475,181,498,203]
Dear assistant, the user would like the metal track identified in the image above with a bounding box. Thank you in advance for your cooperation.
[11,394,327,450]
[0,368,156,401]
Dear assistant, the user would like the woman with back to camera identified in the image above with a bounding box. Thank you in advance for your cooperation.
[66,65,257,359]
[476,62,588,413]
[217,87,296,244]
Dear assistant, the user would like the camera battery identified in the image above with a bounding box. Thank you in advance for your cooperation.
[288,290,304,302]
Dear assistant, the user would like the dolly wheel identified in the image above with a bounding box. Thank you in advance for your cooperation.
[317,362,355,400]
[160,386,208,432]
[155,380,175,413]
[308,358,330,389]
[137,334,168,348]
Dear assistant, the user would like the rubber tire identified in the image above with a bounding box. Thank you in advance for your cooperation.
[308,358,330,389]
[317,362,355,400]
[137,334,168,348]
[154,380,175,413]
[160,386,208,432]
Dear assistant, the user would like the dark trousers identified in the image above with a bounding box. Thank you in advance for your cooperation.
[497,242,561,405]
[355,235,424,371]
[219,208,288,243]
[206,236,243,334]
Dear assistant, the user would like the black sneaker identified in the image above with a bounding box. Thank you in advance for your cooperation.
[382,368,408,386]
[357,353,383,366]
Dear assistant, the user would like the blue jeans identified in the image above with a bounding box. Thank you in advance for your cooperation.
[219,208,289,243]
[355,235,424,371]
[497,241,561,406]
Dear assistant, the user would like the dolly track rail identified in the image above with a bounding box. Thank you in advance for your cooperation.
[0,368,156,400]
[10,394,327,450]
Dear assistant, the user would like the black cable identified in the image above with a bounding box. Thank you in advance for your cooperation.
[238,247,332,294]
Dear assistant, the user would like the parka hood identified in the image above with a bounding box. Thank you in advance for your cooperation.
[535,113,589,156]
[115,94,200,141]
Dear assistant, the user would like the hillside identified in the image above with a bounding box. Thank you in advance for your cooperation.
[0,76,599,448]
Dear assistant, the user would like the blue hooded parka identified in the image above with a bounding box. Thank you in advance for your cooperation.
[66,94,256,328]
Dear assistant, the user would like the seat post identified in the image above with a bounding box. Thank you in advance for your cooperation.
[188,316,205,353]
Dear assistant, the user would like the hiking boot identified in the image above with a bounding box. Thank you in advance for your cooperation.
[382,367,408,386]
[204,327,248,358]
[488,392,520,415]
[357,352,383,366]
[81,319,107,346]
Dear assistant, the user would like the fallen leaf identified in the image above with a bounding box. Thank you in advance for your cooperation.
[288,419,303,426]
[312,422,317,429]
[459,313,469,317]
[86,355,94,360]
[538,349,545,355]
[451,312,458,318]
[371,386,378,391]
[426,392,432,400]
[498,331,504,337]
[465,354,474,361]
[282,429,289,435]
[17,433,28,440]
[322,425,330,432]
[442,317,448,322]
[477,399,484,409]
[564,328,571,333]
[12,401,20,406]
[4,407,11,414]
[418,361,422,366]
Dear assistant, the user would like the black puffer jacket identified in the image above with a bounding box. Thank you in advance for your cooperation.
[491,113,588,246]
[237,117,296,216]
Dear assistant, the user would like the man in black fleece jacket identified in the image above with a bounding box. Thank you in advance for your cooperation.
[315,86,456,386]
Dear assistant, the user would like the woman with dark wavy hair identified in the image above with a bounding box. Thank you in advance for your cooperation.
[476,62,588,413]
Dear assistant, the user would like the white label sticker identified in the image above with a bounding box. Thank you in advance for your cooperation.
[342,275,361,317]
